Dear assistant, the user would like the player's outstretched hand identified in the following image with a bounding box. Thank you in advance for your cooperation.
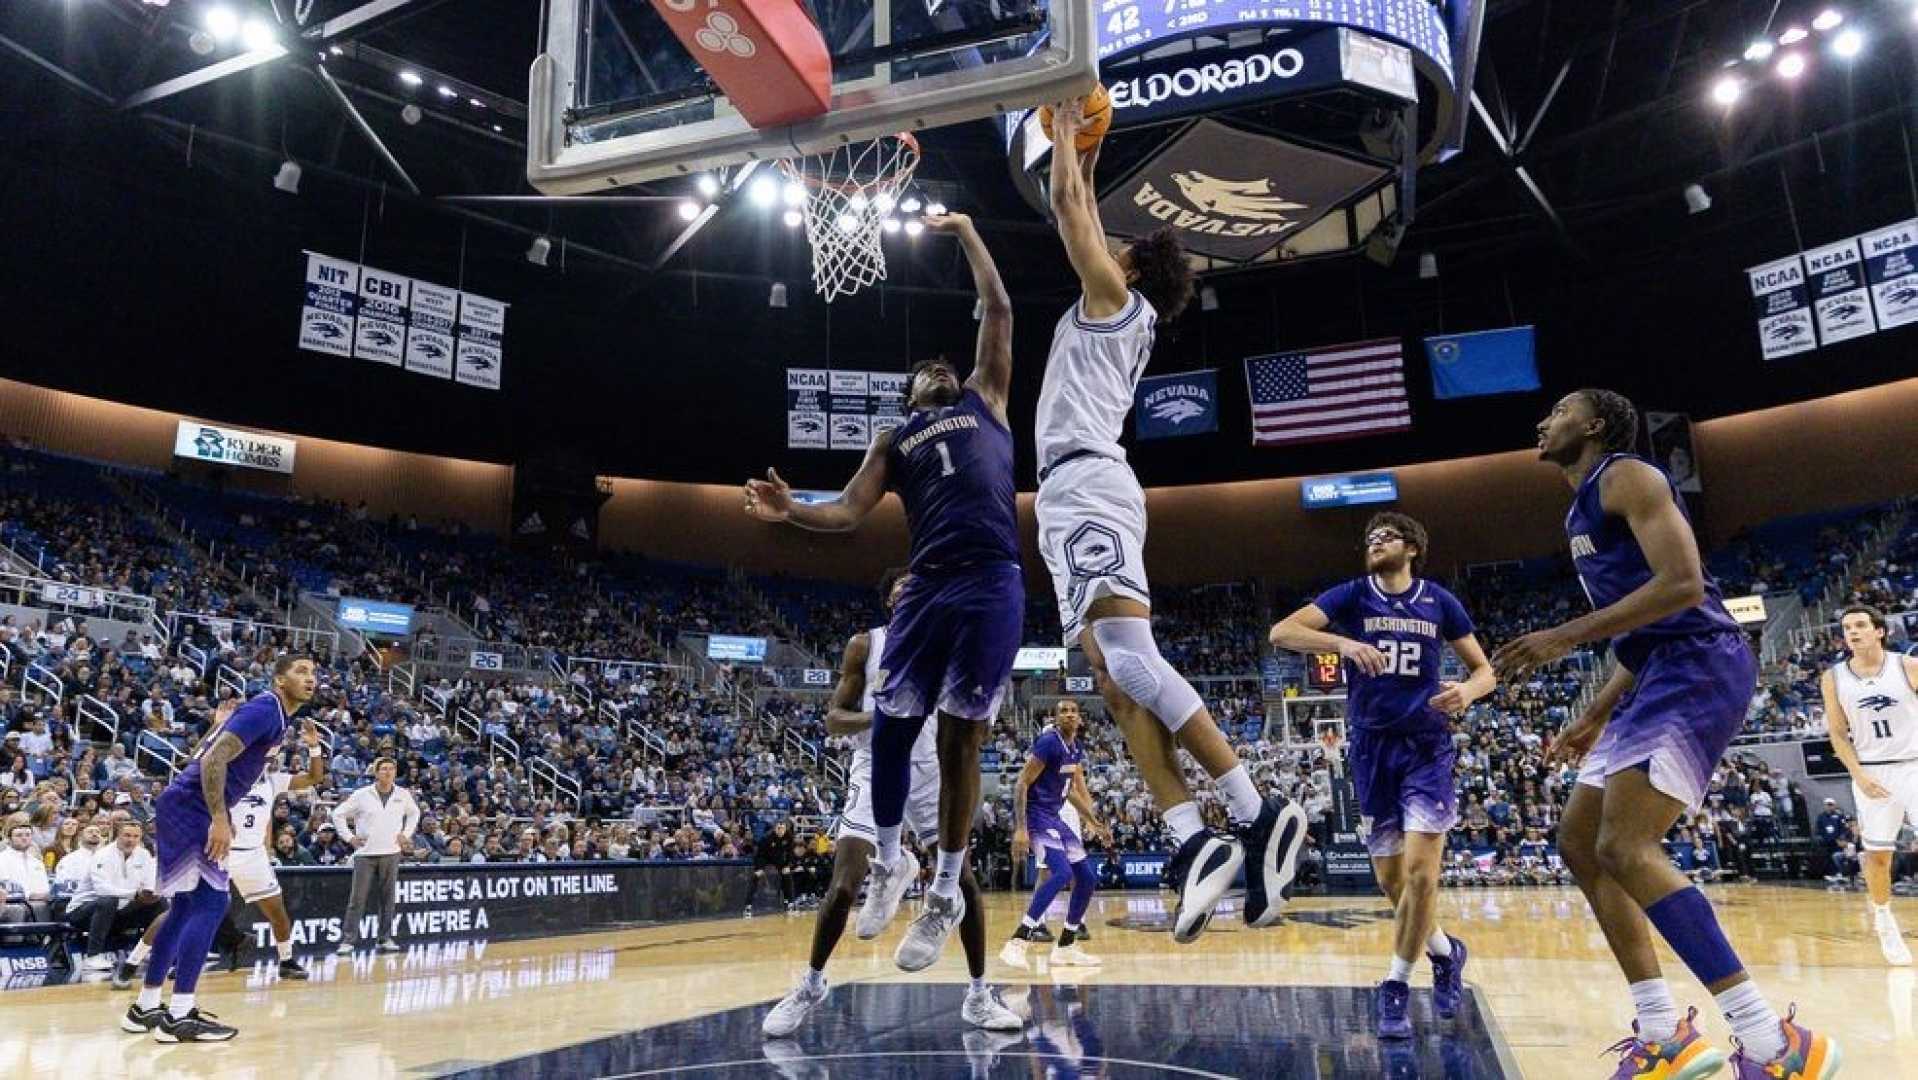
[923,211,973,234]
[1491,628,1573,679]
[1050,97,1086,141]
[1427,681,1471,717]
[300,717,322,749]
[743,468,794,522]
[1337,638,1389,677]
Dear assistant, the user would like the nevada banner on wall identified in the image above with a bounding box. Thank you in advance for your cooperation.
[787,369,829,449]
[1804,238,1878,346]
[1745,254,1816,361]
[1861,218,1918,330]
[405,282,458,379]
[354,266,411,367]
[455,291,508,390]
[299,252,359,357]
[829,370,871,451]
[785,369,915,451]
[1134,370,1218,440]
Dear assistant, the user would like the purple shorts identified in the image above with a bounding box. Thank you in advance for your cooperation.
[873,563,1024,721]
[1578,631,1757,812]
[153,786,228,897]
[1348,726,1458,857]
[1026,809,1086,863]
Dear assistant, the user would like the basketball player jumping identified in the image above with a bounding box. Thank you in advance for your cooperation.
[1820,604,1918,966]
[117,655,315,1042]
[1002,699,1110,969]
[746,211,1022,973]
[1039,97,1305,942]
[1268,511,1494,1037]
[1501,390,1838,1079]
[762,569,1021,1037]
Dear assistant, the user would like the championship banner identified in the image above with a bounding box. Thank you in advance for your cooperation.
[1645,412,1701,494]
[298,252,359,357]
[1804,238,1877,346]
[829,370,870,451]
[455,291,508,390]
[353,266,411,367]
[1134,369,1219,440]
[1860,218,1918,330]
[1746,254,1816,360]
[786,369,830,449]
[868,371,909,430]
[405,281,459,379]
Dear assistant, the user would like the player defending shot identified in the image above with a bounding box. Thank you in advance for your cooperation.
[1037,94,1305,942]
[762,570,1020,1038]
[745,211,1023,973]
[1820,605,1918,966]
[1268,512,1494,1037]
[1500,390,1838,1080]
[118,656,316,1042]
[1003,699,1110,970]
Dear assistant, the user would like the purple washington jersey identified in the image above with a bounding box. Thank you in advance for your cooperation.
[1566,453,1741,671]
[1026,727,1083,822]
[1314,576,1474,735]
[170,692,290,815]
[885,388,1019,573]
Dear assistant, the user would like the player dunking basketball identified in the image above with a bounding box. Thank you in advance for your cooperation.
[1269,512,1495,1037]
[1499,390,1838,1079]
[746,211,1022,973]
[761,570,1021,1038]
[1037,95,1305,942]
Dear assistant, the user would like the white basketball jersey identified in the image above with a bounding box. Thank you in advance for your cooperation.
[847,626,939,777]
[231,771,292,849]
[1034,290,1158,474]
[1833,653,1918,764]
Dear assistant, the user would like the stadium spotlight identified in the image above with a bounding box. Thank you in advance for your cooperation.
[1684,183,1713,215]
[900,195,923,214]
[881,217,901,234]
[748,175,778,208]
[904,220,925,237]
[769,283,788,309]
[1832,29,1864,59]
[1418,251,1438,280]
[676,200,701,222]
[203,6,239,44]
[835,212,859,234]
[1779,27,1809,46]
[272,160,301,194]
[1743,39,1775,62]
[1711,75,1743,106]
[781,209,803,228]
[437,85,458,99]
[781,182,806,208]
[1811,10,1843,33]
[926,201,948,217]
[240,17,276,52]
[526,237,552,267]
[329,45,345,57]
[1776,52,1807,79]
[398,70,424,88]
[695,173,720,199]
[1199,285,1220,312]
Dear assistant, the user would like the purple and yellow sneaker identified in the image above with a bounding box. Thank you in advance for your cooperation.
[1603,1007,1727,1080]
[1428,935,1468,1019]
[1728,1006,1840,1080]
[1375,978,1413,1039]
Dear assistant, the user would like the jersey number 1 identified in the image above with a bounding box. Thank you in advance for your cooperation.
[934,441,956,477]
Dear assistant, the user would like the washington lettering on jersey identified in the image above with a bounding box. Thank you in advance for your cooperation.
[894,413,981,456]
[1362,616,1441,638]
[1314,576,1475,735]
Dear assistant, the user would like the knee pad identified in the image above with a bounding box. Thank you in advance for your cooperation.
[1090,617,1203,732]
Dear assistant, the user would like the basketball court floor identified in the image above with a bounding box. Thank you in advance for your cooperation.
[5,886,1911,1077]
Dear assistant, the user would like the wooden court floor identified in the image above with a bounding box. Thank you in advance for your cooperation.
[2,885,1910,1078]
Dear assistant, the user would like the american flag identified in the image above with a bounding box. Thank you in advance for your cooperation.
[1244,339,1411,446]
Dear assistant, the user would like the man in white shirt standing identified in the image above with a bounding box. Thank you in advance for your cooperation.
[333,757,418,953]
[1,822,52,925]
[70,821,165,971]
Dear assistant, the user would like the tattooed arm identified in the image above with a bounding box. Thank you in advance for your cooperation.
[199,732,247,861]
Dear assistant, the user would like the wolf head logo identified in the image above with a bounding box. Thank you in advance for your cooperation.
[1150,398,1206,425]
[1170,171,1307,223]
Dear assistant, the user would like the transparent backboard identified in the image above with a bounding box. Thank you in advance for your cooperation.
[528,0,1095,193]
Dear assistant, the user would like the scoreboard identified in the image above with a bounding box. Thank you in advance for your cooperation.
[1306,651,1347,692]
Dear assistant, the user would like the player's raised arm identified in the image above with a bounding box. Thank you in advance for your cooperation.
[744,427,892,532]
[1048,100,1131,320]
[926,212,1013,424]
[288,719,327,792]
[825,633,874,736]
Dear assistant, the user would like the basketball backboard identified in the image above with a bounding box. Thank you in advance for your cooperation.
[528,0,1096,194]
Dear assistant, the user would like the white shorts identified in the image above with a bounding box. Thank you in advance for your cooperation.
[836,761,941,845]
[1855,759,1918,851]
[1036,455,1151,645]
[227,846,281,903]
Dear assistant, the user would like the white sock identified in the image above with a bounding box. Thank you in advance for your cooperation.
[136,986,162,1010]
[930,848,965,900]
[802,966,826,994]
[1164,802,1205,845]
[1716,980,1784,1062]
[1216,765,1263,824]
[167,993,195,1019]
[1427,929,1453,958]
[1387,955,1414,983]
[276,939,294,962]
[128,941,151,965]
[1021,915,1042,929]
[1874,902,1896,925]
[875,825,903,868]
[1629,978,1680,1043]
[969,976,987,995]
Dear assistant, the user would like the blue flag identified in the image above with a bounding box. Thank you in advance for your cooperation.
[1424,326,1540,399]
[1135,369,1219,440]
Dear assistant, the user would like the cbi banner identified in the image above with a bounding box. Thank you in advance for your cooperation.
[786,368,913,450]
[354,267,411,367]
[298,252,504,389]
[1746,255,1816,361]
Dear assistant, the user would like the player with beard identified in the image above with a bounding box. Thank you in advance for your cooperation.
[746,212,1023,974]
[1269,512,1494,1037]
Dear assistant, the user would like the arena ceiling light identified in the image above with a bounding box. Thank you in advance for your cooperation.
[676,201,700,222]
[781,209,802,228]
[747,175,778,208]
[1743,39,1775,62]
[694,173,720,199]
[239,17,276,53]
[1776,53,1808,80]
[769,283,788,308]
[1811,10,1844,33]
[1778,27,1809,46]
[1683,183,1713,215]
[202,5,239,44]
[1711,75,1743,107]
[1831,29,1865,59]
[397,70,423,88]
[272,160,301,194]
[903,220,925,237]
[781,182,806,209]
[526,236,552,267]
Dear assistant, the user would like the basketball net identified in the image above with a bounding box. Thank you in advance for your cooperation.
[777,133,920,302]
[1317,727,1345,776]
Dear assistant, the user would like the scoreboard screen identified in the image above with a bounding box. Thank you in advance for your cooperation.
[1307,652,1346,691]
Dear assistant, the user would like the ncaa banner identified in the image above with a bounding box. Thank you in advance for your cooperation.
[353,266,411,367]
[1746,255,1816,360]
[1860,219,1918,330]
[1805,238,1877,345]
[786,368,829,449]
[1134,369,1218,440]
[298,252,359,357]
[405,281,458,379]
[868,371,909,430]
[455,292,508,390]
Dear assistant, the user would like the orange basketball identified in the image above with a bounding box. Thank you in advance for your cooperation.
[1040,83,1112,154]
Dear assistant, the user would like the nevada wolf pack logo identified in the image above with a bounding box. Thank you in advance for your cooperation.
[1858,694,1899,713]
[1170,171,1306,223]
[1149,398,1206,425]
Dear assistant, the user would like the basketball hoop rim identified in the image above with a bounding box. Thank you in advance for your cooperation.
[777,131,921,196]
